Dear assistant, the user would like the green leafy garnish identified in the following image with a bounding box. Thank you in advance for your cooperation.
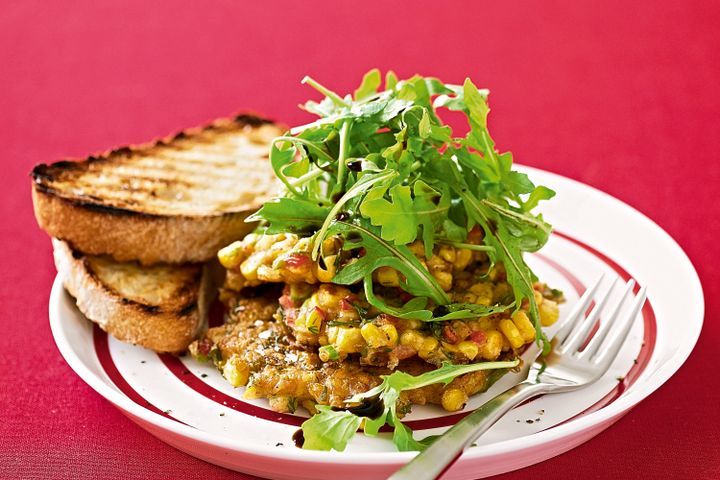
[300,359,519,452]
[250,197,330,235]
[359,180,450,249]
[300,406,362,451]
[250,69,555,341]
[329,220,449,308]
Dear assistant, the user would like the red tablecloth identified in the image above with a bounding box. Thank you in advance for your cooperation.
[2,1,718,478]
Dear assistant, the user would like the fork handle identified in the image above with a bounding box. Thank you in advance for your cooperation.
[388,381,546,480]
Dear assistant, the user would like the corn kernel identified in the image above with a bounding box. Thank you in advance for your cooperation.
[327,326,339,344]
[433,271,453,291]
[243,385,260,399]
[418,336,439,359]
[316,286,339,309]
[427,255,446,269]
[322,236,339,256]
[439,245,456,263]
[239,254,262,281]
[376,267,400,287]
[361,323,387,348]
[478,318,495,330]
[380,324,399,346]
[217,241,244,268]
[479,330,503,360]
[453,249,473,271]
[469,282,494,306]
[457,341,479,360]
[539,300,560,326]
[458,292,478,304]
[255,233,278,250]
[441,388,468,412]
[222,355,249,387]
[512,311,536,343]
[400,330,421,348]
[335,327,364,354]
[499,319,524,349]
[316,255,337,283]
[533,290,544,306]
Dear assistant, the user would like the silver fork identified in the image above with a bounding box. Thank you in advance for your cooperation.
[389,276,648,480]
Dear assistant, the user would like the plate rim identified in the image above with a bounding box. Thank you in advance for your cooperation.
[49,165,705,466]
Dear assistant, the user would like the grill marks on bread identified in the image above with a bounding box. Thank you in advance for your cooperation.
[31,114,284,264]
[32,117,282,217]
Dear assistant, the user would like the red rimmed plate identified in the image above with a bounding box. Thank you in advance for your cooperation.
[49,166,703,479]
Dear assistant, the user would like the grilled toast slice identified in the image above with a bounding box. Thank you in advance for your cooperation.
[33,114,283,265]
[53,239,215,353]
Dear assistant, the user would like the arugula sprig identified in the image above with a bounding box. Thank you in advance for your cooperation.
[248,69,555,340]
[300,359,520,451]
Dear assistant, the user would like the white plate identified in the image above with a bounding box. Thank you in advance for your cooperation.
[49,166,704,480]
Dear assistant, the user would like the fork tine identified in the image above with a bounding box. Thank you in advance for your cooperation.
[558,277,619,354]
[591,286,648,370]
[553,274,604,345]
[578,279,635,359]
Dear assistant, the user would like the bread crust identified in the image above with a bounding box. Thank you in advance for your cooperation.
[32,114,281,264]
[53,239,212,353]
[34,187,254,264]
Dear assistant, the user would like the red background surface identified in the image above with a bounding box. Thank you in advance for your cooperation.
[1,1,718,478]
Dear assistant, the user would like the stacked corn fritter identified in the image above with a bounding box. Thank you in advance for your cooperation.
[190,71,562,451]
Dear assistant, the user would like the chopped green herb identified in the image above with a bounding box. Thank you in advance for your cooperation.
[318,345,339,361]
[209,346,222,365]
[288,397,298,414]
[550,288,565,301]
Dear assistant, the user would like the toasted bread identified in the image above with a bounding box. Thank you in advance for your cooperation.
[33,114,283,265]
[53,238,215,353]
